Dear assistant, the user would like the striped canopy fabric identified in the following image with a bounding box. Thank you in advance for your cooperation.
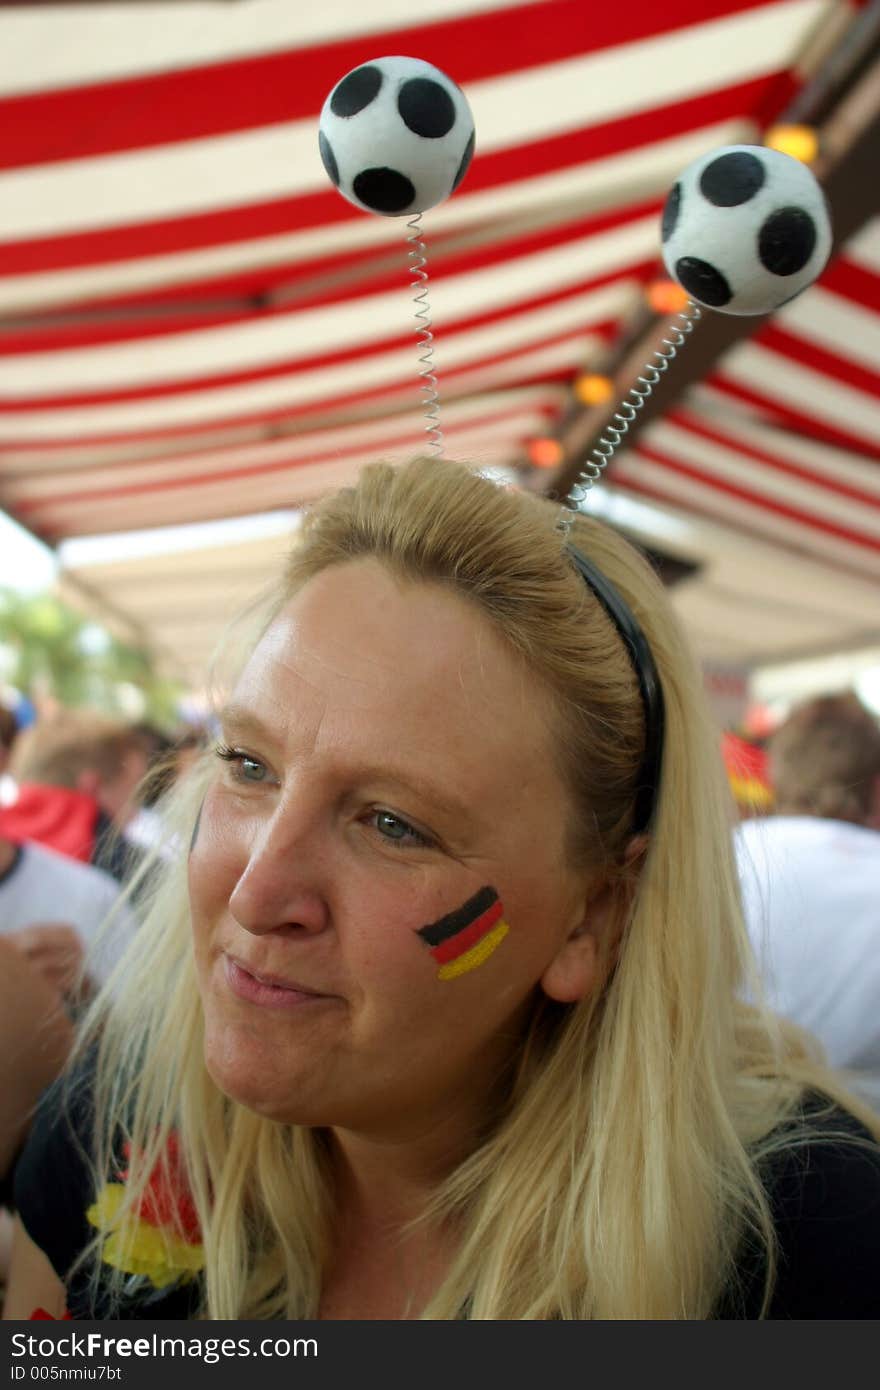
[1,0,877,683]
[614,225,880,585]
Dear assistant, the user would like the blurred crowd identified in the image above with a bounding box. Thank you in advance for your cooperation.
[0,683,877,1293]
[733,692,880,1110]
[0,704,207,1282]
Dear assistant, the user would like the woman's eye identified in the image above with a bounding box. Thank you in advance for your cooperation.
[238,756,266,782]
[371,810,432,848]
[215,745,269,783]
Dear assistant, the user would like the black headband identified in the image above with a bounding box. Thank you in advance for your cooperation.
[566,544,665,835]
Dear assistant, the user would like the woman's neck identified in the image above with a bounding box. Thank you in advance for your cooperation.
[317,1108,478,1319]
[329,1115,466,1222]
[316,1022,523,1318]
[318,1151,457,1320]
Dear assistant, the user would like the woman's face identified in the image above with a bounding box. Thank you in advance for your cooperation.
[189,558,594,1140]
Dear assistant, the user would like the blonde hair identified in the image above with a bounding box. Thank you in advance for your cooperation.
[11,709,145,790]
[75,457,878,1320]
[769,691,880,825]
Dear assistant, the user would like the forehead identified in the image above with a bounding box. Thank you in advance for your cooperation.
[230,558,562,809]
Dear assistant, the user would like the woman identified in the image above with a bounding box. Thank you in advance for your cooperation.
[5,457,880,1320]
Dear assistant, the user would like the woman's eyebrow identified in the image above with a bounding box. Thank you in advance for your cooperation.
[355,764,477,827]
[217,703,277,744]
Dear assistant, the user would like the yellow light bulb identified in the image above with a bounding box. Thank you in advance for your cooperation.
[764,124,819,165]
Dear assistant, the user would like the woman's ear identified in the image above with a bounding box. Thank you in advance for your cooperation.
[540,836,648,1004]
[540,877,621,1005]
[539,923,599,1004]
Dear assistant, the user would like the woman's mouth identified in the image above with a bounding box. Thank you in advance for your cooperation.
[223,954,334,1012]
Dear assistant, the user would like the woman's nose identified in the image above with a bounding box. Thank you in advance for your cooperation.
[227,805,330,937]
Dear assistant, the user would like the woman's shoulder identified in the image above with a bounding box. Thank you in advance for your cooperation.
[723,1093,880,1318]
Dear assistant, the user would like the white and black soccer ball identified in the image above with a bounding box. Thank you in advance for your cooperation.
[661,145,832,315]
[319,56,475,217]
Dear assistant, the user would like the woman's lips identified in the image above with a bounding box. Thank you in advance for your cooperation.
[223,955,334,1012]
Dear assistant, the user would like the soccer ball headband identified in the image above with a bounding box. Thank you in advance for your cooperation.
[319,58,832,834]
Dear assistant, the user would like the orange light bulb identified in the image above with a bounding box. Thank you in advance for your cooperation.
[646,279,691,315]
[527,437,563,469]
[574,373,614,407]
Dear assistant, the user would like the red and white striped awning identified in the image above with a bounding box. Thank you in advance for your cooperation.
[0,0,877,680]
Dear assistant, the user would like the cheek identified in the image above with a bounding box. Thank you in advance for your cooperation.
[344,888,426,973]
[413,885,512,984]
[336,879,454,998]
[356,888,523,1022]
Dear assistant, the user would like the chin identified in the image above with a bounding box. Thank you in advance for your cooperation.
[202,1020,329,1125]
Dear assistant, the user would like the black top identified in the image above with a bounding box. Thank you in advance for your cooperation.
[716,1100,880,1318]
[13,1071,198,1320]
[12,1076,880,1320]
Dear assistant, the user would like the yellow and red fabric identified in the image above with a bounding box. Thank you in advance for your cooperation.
[86,1133,204,1290]
[722,731,774,813]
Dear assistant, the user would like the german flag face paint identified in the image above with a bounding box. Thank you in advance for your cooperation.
[416,886,510,981]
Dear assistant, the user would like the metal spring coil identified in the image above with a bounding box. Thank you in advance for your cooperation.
[556,299,702,535]
[407,213,443,457]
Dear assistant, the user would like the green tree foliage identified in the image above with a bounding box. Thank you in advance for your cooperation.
[0,588,181,728]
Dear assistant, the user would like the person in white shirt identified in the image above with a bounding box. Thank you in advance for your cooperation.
[0,835,137,992]
[736,692,880,1110]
